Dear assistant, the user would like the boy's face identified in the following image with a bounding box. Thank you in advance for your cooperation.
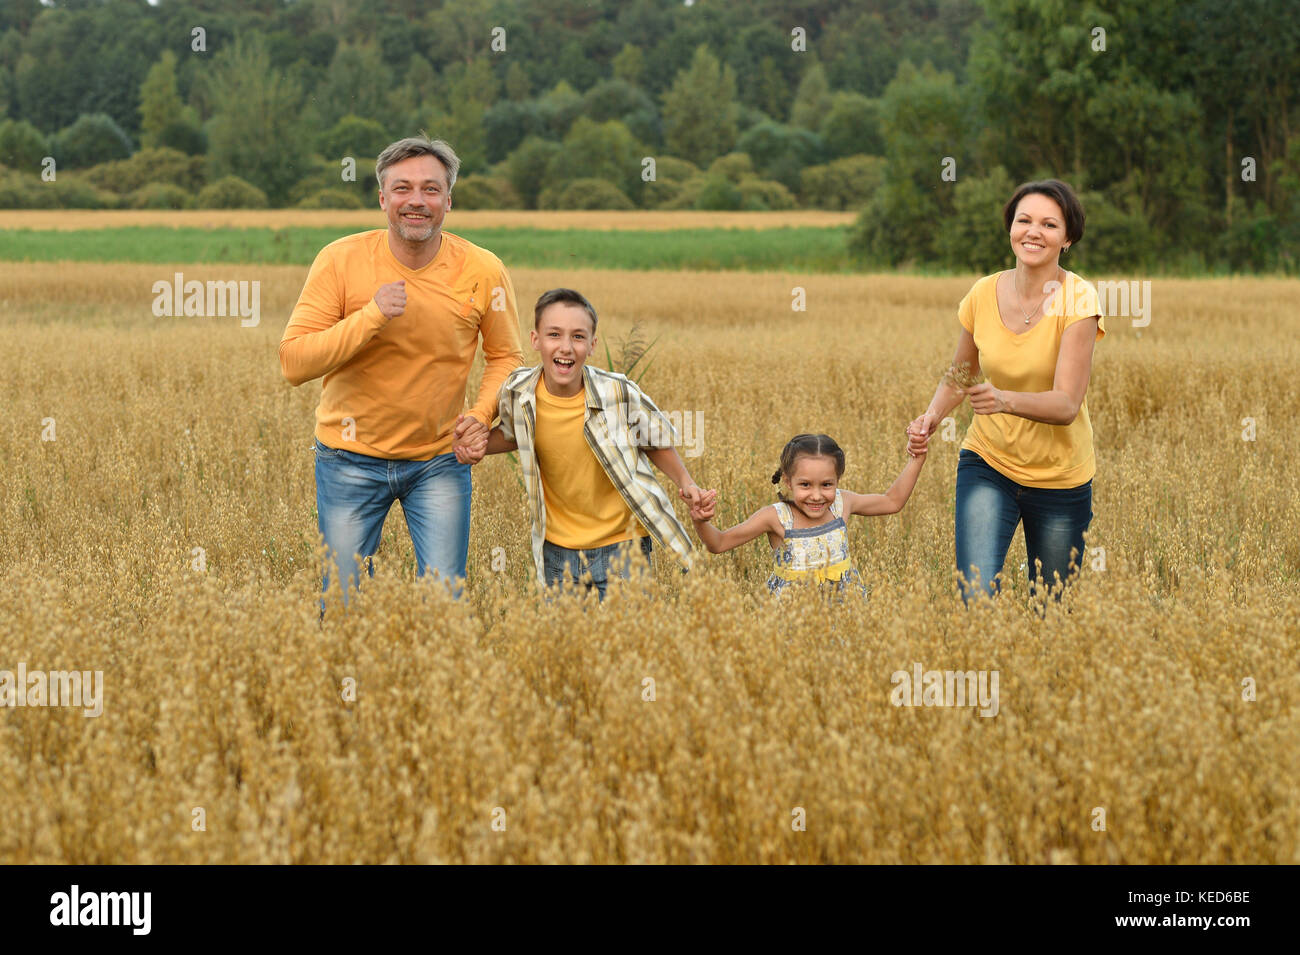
[784,454,839,522]
[531,302,596,397]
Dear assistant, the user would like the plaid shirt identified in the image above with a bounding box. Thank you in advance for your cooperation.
[496,363,694,585]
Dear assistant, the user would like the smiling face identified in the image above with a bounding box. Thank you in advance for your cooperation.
[378,154,452,245]
[531,302,596,398]
[783,454,841,523]
[1009,192,1070,268]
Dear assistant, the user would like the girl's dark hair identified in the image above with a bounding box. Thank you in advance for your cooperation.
[771,434,845,502]
[1003,179,1085,247]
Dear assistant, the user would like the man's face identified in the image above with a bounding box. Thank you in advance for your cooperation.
[378,154,452,244]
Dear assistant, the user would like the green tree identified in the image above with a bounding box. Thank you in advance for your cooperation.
[547,117,645,204]
[0,118,47,171]
[206,37,307,205]
[612,43,644,86]
[505,61,531,101]
[790,60,833,131]
[821,93,883,159]
[662,46,738,167]
[52,113,133,169]
[139,51,183,151]
[503,135,562,208]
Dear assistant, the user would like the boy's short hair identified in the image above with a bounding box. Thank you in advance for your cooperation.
[534,288,597,333]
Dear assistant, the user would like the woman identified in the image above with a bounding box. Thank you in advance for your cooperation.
[907,179,1105,603]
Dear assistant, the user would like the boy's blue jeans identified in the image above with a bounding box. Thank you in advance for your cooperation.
[954,448,1093,604]
[543,536,653,601]
[314,438,470,613]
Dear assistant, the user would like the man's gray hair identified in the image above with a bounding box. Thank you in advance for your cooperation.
[375,137,461,192]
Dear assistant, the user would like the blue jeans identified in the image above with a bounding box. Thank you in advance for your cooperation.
[314,438,471,613]
[542,536,653,601]
[954,449,1093,604]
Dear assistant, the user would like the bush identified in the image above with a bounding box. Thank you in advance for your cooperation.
[737,176,796,211]
[503,136,562,209]
[158,120,208,156]
[450,175,521,210]
[286,157,379,208]
[296,188,364,209]
[1072,192,1156,273]
[800,154,887,210]
[81,148,206,194]
[933,167,1016,273]
[539,178,635,210]
[319,115,391,162]
[707,152,755,184]
[736,121,825,191]
[0,166,120,209]
[126,182,190,209]
[693,175,743,211]
[641,156,702,209]
[196,175,268,209]
[52,113,134,170]
[0,119,50,173]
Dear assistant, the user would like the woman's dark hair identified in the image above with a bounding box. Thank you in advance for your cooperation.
[771,434,845,503]
[1003,179,1085,247]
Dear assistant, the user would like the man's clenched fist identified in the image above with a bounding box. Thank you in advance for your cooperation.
[374,280,406,320]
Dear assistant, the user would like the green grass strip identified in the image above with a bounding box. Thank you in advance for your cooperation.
[0,226,855,272]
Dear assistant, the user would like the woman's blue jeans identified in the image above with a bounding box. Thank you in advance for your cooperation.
[954,449,1093,604]
[313,439,470,614]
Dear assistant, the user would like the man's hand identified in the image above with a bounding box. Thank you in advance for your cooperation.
[453,414,489,465]
[374,280,406,320]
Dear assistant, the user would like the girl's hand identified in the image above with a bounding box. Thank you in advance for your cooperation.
[905,412,935,457]
[689,490,717,522]
[966,383,1008,415]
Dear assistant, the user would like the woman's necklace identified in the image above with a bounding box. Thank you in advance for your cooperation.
[1013,267,1062,324]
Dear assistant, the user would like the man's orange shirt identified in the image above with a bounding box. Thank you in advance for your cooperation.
[280,229,524,460]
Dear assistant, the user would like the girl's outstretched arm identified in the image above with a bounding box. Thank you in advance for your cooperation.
[692,497,782,555]
[842,449,926,517]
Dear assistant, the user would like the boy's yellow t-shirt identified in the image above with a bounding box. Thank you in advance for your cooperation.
[534,376,647,549]
[958,271,1106,488]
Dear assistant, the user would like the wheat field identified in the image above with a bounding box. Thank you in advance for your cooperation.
[0,260,1296,863]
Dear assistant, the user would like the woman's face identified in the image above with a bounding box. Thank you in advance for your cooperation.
[1009,193,1070,268]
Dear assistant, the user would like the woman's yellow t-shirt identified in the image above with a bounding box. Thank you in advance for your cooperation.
[958,270,1105,488]
[534,375,647,549]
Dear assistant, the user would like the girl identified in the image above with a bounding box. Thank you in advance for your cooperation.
[690,433,925,596]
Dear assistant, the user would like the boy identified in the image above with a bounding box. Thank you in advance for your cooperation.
[465,288,705,598]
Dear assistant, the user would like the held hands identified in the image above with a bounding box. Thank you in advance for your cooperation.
[686,487,717,522]
[374,280,406,320]
[453,414,488,465]
[905,412,936,458]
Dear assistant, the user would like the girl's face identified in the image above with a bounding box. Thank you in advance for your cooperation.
[784,454,840,521]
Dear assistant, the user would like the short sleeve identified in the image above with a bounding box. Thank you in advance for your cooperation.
[957,283,977,333]
[1061,275,1106,342]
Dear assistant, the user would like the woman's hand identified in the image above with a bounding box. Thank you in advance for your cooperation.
[966,383,1009,415]
[905,412,936,457]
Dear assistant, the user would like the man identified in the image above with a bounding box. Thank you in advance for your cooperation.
[279,136,523,610]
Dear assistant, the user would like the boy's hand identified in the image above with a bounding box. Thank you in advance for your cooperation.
[689,489,717,522]
[453,414,488,464]
[679,483,707,509]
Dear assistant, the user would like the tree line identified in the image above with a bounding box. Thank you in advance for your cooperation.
[0,0,1295,273]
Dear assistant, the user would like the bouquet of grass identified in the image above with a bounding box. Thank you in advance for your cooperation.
[941,360,985,392]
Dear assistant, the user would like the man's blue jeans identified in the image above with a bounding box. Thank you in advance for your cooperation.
[314,438,470,613]
[954,449,1093,604]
